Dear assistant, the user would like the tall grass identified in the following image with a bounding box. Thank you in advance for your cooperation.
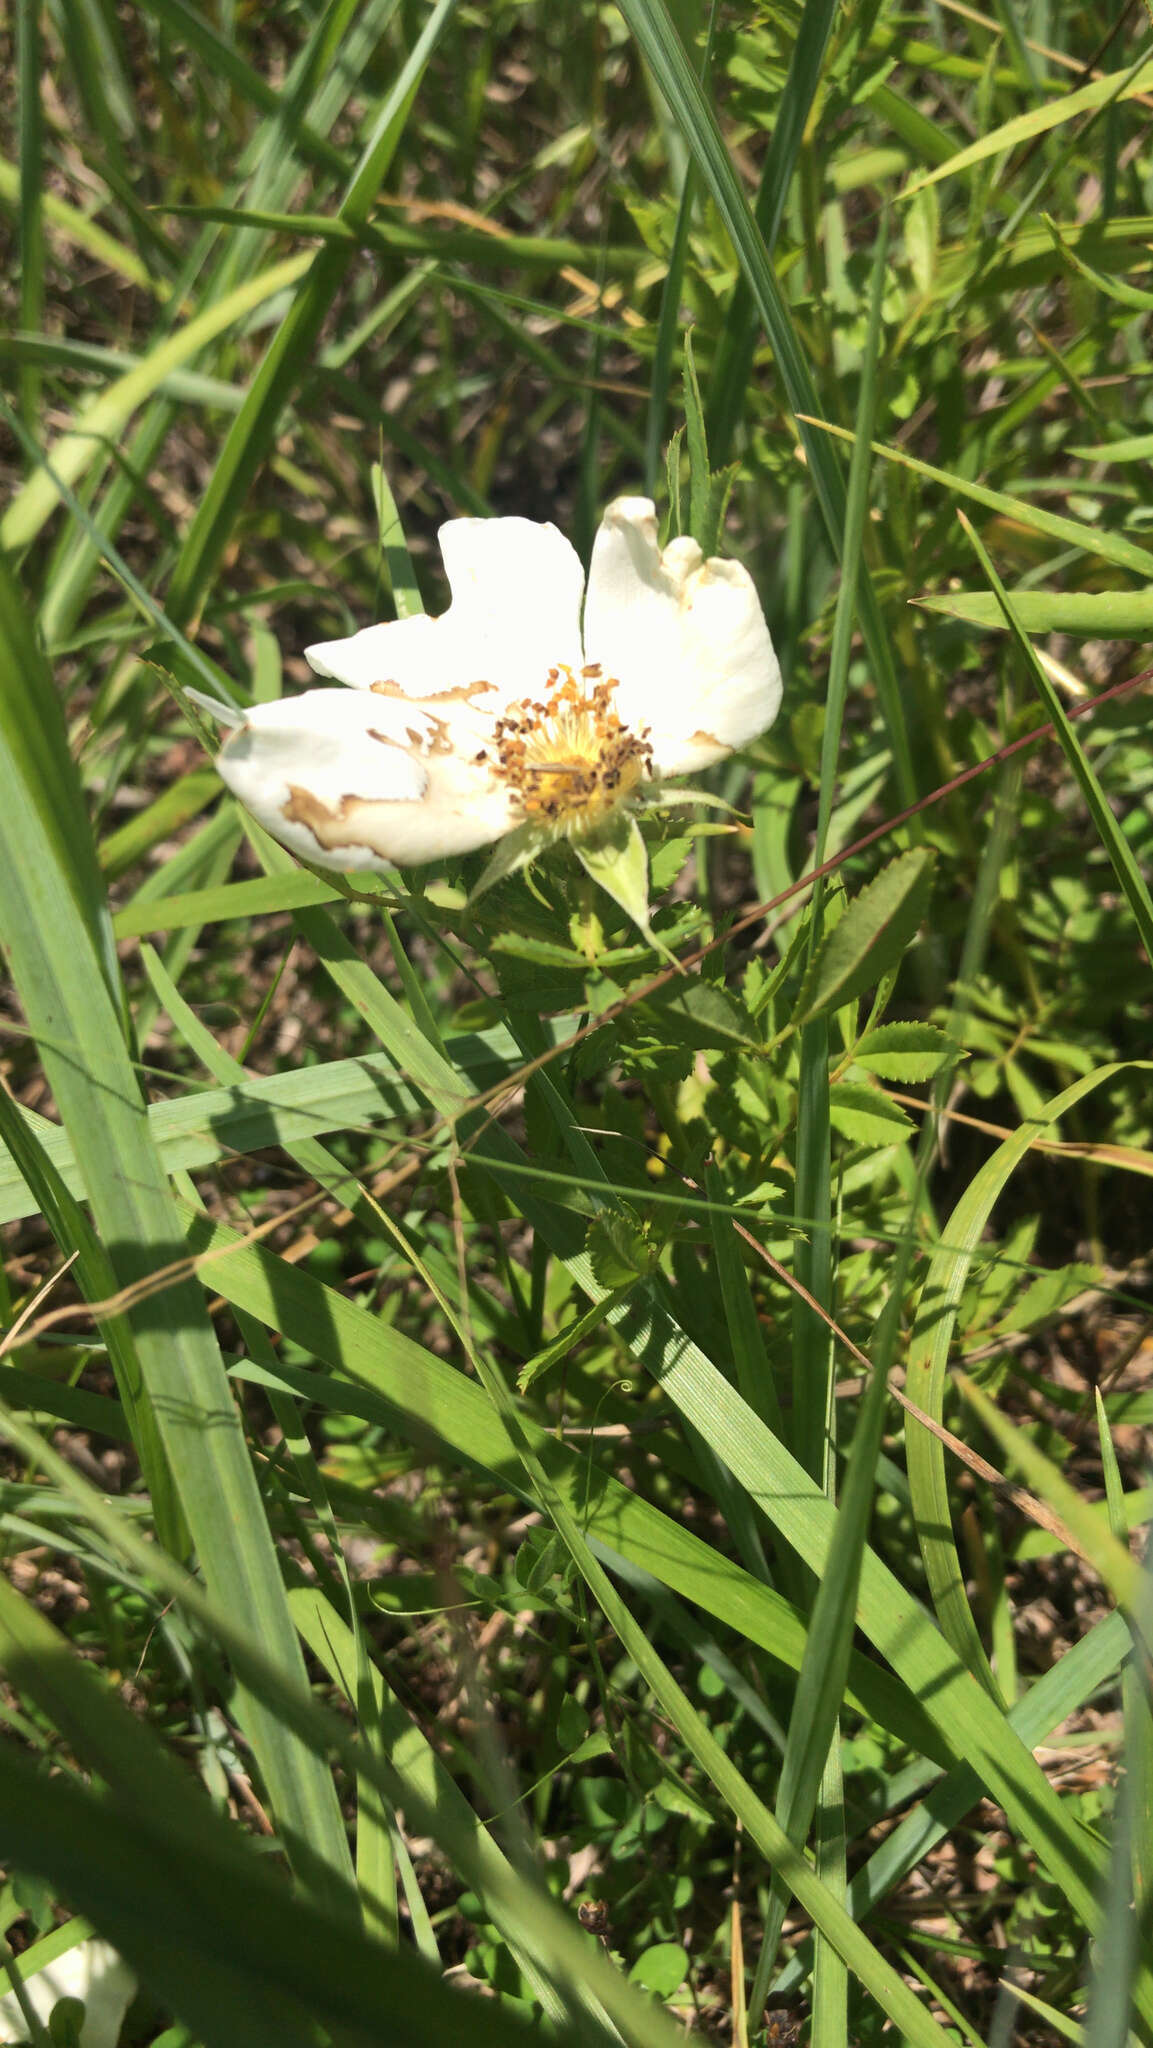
[1,2,1152,2044]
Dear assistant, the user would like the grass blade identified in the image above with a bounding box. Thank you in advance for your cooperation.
[958,512,1153,964]
[164,0,460,628]
[0,555,354,1902]
[615,0,917,802]
[904,47,1153,195]
[801,416,1153,581]
[16,0,45,440]
[707,0,842,463]
[1,257,312,555]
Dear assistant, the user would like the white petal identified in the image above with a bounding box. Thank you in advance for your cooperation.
[306,514,584,705]
[306,610,467,694]
[438,515,585,677]
[0,1939,135,2048]
[582,496,781,778]
[215,688,515,870]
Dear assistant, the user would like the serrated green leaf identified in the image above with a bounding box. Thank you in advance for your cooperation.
[649,979,756,1052]
[792,851,936,1029]
[516,1291,628,1394]
[992,1263,1098,1337]
[828,1082,915,1146]
[587,1213,659,1290]
[853,1022,954,1082]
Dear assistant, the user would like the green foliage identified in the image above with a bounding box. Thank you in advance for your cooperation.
[1,1,1152,2044]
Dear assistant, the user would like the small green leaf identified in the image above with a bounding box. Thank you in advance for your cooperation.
[792,850,936,1028]
[556,1698,590,1750]
[514,1530,566,1596]
[371,462,424,619]
[629,1944,688,1999]
[854,1021,955,1082]
[681,333,737,558]
[828,1082,915,1146]
[567,1732,614,1766]
[683,330,711,552]
[516,1292,628,1394]
[587,1213,657,1289]
[650,979,755,1052]
[664,423,684,535]
[905,182,940,296]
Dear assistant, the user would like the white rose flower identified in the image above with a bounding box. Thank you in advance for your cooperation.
[191,496,780,936]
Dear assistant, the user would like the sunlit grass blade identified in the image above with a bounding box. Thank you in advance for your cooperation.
[275,865,1113,1932]
[468,1065,1111,1940]
[0,1018,566,1228]
[1083,1396,1153,2040]
[287,1585,614,2031]
[906,1062,1152,1678]
[792,213,888,1509]
[97,768,221,880]
[358,1166,958,2044]
[956,1375,1143,1625]
[0,1580,607,2048]
[10,3,1151,2032]
[0,1404,683,2048]
[958,513,1153,964]
[800,415,1153,580]
[615,0,917,802]
[1,257,312,555]
[32,0,403,645]
[16,0,45,440]
[707,0,842,463]
[644,4,720,495]
[173,1201,942,1759]
[450,1302,959,2044]
[0,158,162,295]
[113,867,347,938]
[903,46,1153,195]
[164,0,460,628]
[956,1384,1153,2025]
[0,555,353,1901]
[0,1083,180,1551]
[772,1606,1133,1999]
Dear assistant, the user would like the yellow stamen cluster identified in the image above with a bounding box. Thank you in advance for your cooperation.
[484,664,652,831]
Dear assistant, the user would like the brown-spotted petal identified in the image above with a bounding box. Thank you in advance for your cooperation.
[214,687,516,870]
[305,514,585,706]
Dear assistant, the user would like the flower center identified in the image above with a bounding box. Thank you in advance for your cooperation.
[488,664,652,831]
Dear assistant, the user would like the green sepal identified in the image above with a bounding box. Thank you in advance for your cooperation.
[635,783,741,817]
[573,813,675,962]
[468,818,548,902]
